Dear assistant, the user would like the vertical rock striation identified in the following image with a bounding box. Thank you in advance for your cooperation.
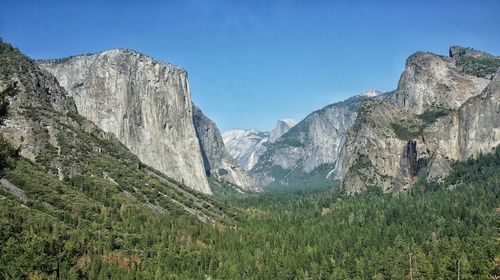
[38,50,212,194]
[423,69,500,180]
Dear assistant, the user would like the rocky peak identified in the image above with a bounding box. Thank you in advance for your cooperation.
[269,119,297,143]
[341,48,499,195]
[251,94,371,187]
[449,46,495,58]
[392,50,490,114]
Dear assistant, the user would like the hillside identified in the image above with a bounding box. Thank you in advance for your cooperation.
[0,40,238,278]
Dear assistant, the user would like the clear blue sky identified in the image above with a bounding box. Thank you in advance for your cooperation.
[1,0,499,131]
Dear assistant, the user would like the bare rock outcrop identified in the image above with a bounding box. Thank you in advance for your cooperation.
[341,48,499,194]
[392,51,490,114]
[38,50,212,194]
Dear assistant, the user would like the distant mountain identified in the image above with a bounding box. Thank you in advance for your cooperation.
[222,118,297,172]
[250,93,384,188]
[222,129,270,171]
[269,119,298,143]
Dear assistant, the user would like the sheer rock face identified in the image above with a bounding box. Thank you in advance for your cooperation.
[392,51,490,114]
[341,48,499,194]
[269,119,297,143]
[192,106,256,190]
[423,69,500,179]
[38,50,212,194]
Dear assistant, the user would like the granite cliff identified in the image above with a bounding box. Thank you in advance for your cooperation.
[341,47,500,194]
[38,50,213,193]
[0,40,230,222]
[392,51,490,114]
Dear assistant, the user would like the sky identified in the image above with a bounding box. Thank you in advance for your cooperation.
[1,0,499,132]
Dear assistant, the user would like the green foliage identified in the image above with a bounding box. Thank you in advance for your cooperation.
[0,83,18,123]
[267,162,338,190]
[209,176,246,199]
[0,41,36,78]
[66,111,86,124]
[217,168,229,176]
[456,55,500,77]
[277,136,304,147]
[264,164,290,181]
[0,38,498,278]
[0,134,18,176]
[391,122,424,141]
[392,107,451,141]
[419,107,451,124]
[350,153,372,172]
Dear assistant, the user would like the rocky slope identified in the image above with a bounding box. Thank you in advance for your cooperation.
[251,93,381,187]
[340,100,423,194]
[38,50,215,193]
[222,118,297,171]
[341,47,500,194]
[192,105,255,190]
[0,40,231,223]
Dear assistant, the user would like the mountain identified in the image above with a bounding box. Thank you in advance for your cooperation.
[340,47,500,194]
[248,46,499,192]
[269,119,298,143]
[222,118,297,172]
[38,49,255,194]
[37,50,211,193]
[0,40,230,223]
[222,129,270,171]
[250,92,384,188]
[392,50,490,114]
[192,105,255,191]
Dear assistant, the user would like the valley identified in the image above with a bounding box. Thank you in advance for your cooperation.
[0,36,499,279]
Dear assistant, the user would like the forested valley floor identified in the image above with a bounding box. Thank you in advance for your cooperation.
[1,142,499,279]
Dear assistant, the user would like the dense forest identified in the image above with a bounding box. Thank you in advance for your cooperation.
[0,129,499,279]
